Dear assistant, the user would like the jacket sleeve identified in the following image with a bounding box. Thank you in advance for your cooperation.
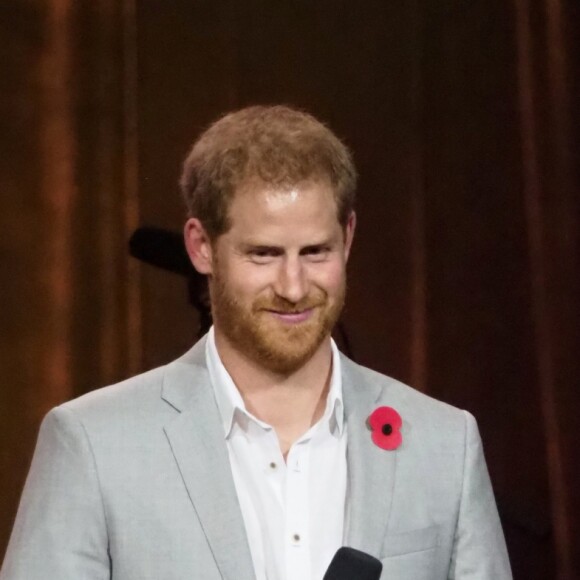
[448,411,512,579]
[0,406,111,579]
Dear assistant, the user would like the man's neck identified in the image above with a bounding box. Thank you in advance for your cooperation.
[213,329,334,456]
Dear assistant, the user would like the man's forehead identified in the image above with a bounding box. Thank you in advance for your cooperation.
[232,180,337,213]
[261,188,301,209]
[235,176,333,198]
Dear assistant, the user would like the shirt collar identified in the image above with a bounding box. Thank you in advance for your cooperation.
[205,326,344,439]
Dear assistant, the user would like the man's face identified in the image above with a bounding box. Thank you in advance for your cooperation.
[208,180,355,375]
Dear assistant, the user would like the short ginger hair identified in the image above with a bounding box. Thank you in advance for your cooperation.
[179,105,357,239]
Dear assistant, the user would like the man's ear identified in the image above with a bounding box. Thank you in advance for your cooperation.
[184,218,213,275]
[343,211,356,262]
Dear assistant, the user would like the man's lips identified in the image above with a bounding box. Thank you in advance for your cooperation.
[265,307,315,323]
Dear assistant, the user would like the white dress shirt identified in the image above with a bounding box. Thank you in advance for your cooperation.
[205,327,348,580]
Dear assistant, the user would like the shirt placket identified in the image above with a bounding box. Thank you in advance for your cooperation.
[284,440,311,580]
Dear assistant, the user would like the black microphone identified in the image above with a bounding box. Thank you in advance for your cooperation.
[128,226,213,334]
[128,226,196,277]
[323,547,382,580]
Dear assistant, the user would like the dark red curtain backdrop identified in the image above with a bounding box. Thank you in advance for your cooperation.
[1,1,578,578]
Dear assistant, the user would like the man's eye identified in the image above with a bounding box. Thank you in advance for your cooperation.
[304,247,330,260]
[249,249,278,261]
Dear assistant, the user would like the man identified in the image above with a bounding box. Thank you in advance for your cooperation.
[1,106,511,579]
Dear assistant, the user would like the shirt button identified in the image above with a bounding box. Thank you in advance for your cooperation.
[269,462,277,470]
[292,533,301,543]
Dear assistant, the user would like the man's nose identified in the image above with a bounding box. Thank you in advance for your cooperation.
[273,257,309,304]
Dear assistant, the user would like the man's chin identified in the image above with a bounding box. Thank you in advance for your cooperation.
[252,344,322,375]
[246,325,330,374]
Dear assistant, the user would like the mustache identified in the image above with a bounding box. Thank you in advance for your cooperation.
[253,294,327,314]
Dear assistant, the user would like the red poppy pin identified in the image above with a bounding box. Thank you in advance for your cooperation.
[368,406,402,450]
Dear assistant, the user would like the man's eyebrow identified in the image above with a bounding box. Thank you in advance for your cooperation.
[301,241,333,249]
[239,243,282,251]
[301,236,339,249]
[239,240,335,252]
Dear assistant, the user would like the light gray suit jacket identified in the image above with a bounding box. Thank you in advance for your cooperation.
[1,337,511,579]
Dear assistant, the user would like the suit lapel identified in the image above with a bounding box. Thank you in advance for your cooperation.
[162,340,256,580]
[342,355,398,557]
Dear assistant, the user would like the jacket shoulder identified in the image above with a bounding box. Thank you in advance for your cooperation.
[57,338,209,427]
[342,356,469,432]
[60,364,168,420]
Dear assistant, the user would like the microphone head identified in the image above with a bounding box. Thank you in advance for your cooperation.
[323,547,382,580]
